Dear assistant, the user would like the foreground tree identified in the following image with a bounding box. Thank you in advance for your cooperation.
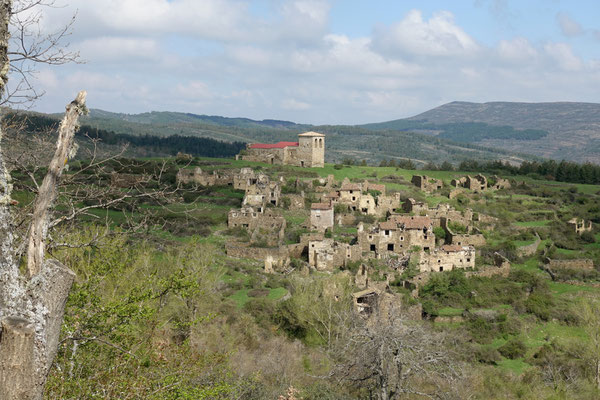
[331,305,467,400]
[0,1,85,398]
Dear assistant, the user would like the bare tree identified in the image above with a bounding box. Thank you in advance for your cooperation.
[331,306,468,400]
[6,0,79,105]
[0,0,86,398]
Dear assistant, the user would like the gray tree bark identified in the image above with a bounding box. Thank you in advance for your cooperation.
[0,95,85,399]
[0,92,85,399]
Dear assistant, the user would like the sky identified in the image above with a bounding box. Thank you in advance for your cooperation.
[18,0,600,124]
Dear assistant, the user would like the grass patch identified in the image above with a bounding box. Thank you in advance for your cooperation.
[267,287,288,300]
[496,358,531,375]
[514,220,551,227]
[229,289,250,308]
[437,307,464,317]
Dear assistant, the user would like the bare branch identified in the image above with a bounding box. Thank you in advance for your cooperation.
[26,89,86,277]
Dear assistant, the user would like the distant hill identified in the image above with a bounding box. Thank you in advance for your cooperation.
[70,109,533,166]
[363,101,600,163]
[83,109,305,130]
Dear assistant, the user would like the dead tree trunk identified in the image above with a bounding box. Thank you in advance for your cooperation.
[0,92,86,400]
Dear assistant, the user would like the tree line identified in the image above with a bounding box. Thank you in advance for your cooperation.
[5,112,247,158]
[451,159,600,185]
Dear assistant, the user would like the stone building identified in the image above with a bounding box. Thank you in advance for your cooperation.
[418,245,475,273]
[401,199,473,228]
[352,288,422,321]
[310,202,334,232]
[308,239,361,271]
[244,180,281,208]
[490,175,511,190]
[358,215,435,256]
[411,175,443,193]
[451,174,488,192]
[233,168,266,191]
[567,218,593,235]
[332,179,398,217]
[227,207,286,246]
[239,131,325,168]
[176,167,234,186]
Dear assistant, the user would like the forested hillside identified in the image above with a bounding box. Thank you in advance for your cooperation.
[365,101,600,163]
[39,108,534,166]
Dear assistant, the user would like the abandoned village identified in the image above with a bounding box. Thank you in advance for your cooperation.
[173,132,594,321]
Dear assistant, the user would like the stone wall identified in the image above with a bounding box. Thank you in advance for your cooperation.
[516,233,541,257]
[547,258,595,271]
[110,173,151,188]
[308,239,361,271]
[418,245,475,273]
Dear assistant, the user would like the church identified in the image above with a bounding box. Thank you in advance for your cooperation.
[238,131,325,168]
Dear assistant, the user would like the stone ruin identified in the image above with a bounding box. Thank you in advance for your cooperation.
[411,175,443,193]
[567,218,593,235]
[310,202,334,232]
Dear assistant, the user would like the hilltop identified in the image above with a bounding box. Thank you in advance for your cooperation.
[364,101,600,163]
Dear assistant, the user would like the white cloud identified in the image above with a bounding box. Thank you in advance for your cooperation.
[371,10,479,58]
[544,42,583,71]
[77,37,161,62]
[282,99,311,110]
[497,37,538,62]
[556,12,583,37]
[19,3,600,125]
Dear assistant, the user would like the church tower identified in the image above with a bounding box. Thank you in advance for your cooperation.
[297,131,325,168]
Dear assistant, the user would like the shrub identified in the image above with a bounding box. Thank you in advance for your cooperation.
[433,226,447,240]
[498,337,527,359]
[474,345,502,364]
[581,231,596,243]
[525,292,554,321]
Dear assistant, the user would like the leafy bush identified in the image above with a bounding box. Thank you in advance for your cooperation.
[498,337,527,359]
[525,292,555,321]
[581,231,596,243]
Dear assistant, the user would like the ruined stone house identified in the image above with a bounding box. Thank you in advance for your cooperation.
[567,217,593,235]
[233,168,267,191]
[227,207,286,246]
[490,175,511,190]
[333,179,398,217]
[308,238,361,271]
[451,174,488,192]
[358,215,435,256]
[418,244,475,273]
[411,175,443,193]
[353,288,422,321]
[243,179,281,208]
[310,202,334,232]
[238,131,325,168]
[176,167,234,186]
[401,199,473,228]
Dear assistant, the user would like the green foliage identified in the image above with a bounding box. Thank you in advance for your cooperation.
[498,337,527,359]
[448,221,467,234]
[433,226,447,239]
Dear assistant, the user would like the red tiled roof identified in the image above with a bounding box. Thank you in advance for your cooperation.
[441,245,463,252]
[367,183,386,193]
[340,183,361,191]
[392,215,432,229]
[249,141,299,149]
[379,221,397,230]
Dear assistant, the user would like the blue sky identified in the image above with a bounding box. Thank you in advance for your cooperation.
[21,0,600,124]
